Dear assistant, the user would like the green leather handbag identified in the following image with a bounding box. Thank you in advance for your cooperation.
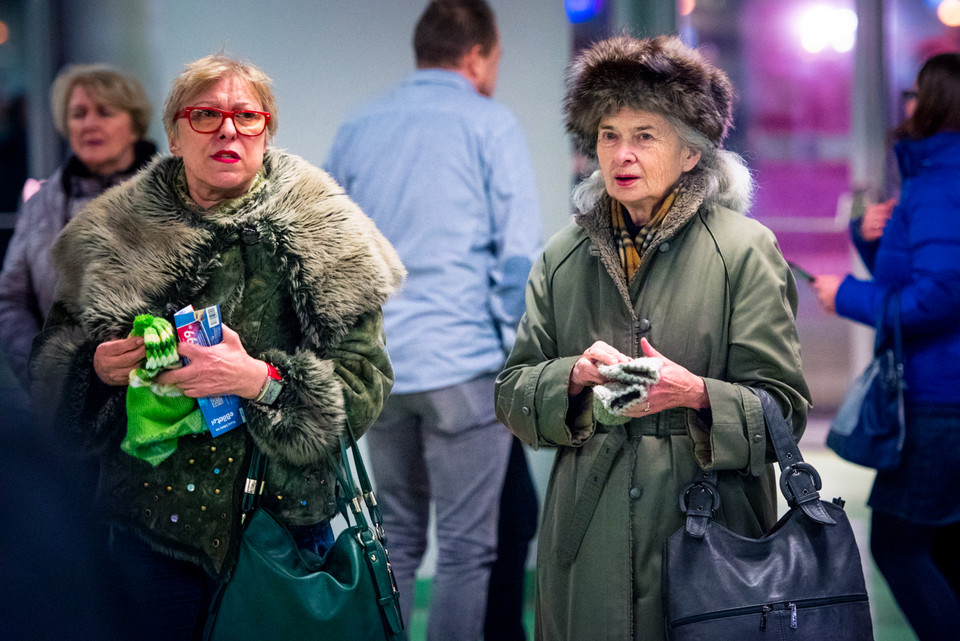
[204,428,404,641]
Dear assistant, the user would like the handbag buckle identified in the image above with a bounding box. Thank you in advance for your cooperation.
[678,479,721,516]
[679,477,721,538]
[779,461,822,506]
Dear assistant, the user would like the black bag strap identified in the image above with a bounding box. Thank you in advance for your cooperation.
[681,388,835,538]
[874,291,903,358]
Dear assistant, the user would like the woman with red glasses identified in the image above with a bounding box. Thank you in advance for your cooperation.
[31,54,404,640]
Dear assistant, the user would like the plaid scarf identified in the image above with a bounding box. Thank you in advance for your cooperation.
[611,185,680,281]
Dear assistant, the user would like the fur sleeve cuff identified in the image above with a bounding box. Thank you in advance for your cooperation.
[245,347,344,466]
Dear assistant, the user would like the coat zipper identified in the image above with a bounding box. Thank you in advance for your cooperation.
[670,593,869,631]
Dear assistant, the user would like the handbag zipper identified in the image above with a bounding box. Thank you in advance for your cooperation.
[670,593,869,631]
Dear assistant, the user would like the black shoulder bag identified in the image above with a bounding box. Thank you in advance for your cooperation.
[662,388,873,640]
[204,425,404,641]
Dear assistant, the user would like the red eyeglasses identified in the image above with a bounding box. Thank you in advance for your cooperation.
[175,107,271,136]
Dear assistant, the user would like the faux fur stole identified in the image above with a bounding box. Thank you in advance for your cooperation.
[52,150,405,351]
[573,173,709,307]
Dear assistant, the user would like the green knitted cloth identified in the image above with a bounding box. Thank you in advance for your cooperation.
[593,357,662,425]
[121,314,204,466]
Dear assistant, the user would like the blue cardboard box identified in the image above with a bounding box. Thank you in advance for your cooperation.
[173,304,246,436]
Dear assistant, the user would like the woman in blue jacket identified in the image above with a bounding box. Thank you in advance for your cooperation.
[814,52,960,641]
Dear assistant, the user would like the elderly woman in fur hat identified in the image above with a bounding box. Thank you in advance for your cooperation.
[495,35,810,640]
[31,54,404,639]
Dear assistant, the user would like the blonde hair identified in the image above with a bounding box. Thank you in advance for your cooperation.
[50,64,152,139]
[163,54,278,142]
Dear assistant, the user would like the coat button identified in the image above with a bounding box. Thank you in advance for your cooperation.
[659,242,671,253]
[241,226,260,245]
[753,433,763,442]
[521,406,531,415]
[629,487,643,500]
[637,318,650,331]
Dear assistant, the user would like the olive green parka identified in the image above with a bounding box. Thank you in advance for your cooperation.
[495,175,811,641]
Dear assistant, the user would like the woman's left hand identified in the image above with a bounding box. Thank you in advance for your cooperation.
[155,324,265,399]
[811,274,842,314]
[622,338,710,417]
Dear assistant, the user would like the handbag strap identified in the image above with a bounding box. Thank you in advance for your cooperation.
[239,419,385,539]
[240,426,405,635]
[342,420,389,543]
[331,426,406,634]
[875,291,904,360]
[680,388,835,538]
[877,291,907,437]
[240,444,267,523]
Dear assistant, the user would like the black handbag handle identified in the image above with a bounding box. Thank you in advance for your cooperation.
[680,388,835,538]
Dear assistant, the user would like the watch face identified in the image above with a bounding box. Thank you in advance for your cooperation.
[259,377,283,406]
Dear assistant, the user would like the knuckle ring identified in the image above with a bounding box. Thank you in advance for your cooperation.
[643,401,651,412]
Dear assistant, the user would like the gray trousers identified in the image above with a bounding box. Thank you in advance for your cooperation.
[365,373,512,641]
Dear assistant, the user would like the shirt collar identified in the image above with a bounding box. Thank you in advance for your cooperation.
[405,68,475,93]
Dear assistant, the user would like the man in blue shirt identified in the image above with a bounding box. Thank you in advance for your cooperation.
[325,1,542,639]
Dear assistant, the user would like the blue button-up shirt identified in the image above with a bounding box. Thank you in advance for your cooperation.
[325,69,542,393]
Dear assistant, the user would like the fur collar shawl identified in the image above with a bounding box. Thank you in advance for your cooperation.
[52,150,405,350]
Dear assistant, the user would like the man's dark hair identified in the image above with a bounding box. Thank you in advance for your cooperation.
[897,52,960,140]
[414,0,498,68]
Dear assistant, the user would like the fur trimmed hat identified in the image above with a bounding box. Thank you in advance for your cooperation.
[564,34,734,157]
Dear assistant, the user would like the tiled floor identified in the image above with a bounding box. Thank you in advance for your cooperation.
[406,417,918,641]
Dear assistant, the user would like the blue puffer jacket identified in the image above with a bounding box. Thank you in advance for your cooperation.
[837,132,960,404]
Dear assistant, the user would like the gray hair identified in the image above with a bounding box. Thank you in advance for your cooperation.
[572,115,754,215]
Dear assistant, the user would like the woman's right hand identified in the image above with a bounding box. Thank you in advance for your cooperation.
[93,336,145,386]
[859,198,896,242]
[569,340,632,396]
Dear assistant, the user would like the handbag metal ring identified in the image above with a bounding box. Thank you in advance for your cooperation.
[778,461,822,503]
[678,480,721,515]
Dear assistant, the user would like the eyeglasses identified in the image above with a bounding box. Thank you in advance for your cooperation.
[175,107,271,136]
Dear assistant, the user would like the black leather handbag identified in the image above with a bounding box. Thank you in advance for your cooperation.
[827,292,906,470]
[204,426,404,641]
[662,388,873,640]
